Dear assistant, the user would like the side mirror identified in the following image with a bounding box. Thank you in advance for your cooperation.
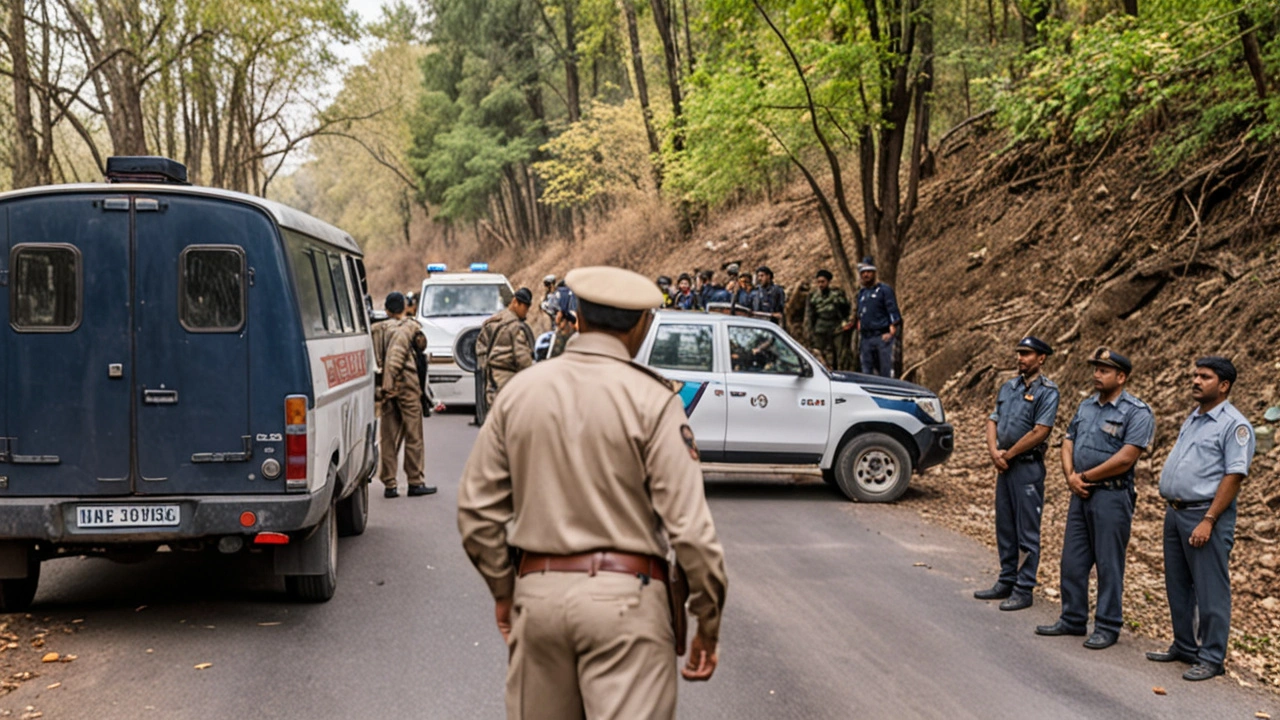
[800,361,813,379]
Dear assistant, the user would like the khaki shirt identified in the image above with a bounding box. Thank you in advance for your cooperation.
[474,309,508,372]
[381,318,423,397]
[486,308,535,373]
[458,332,728,639]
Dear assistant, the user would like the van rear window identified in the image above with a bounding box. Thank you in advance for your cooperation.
[10,244,80,331]
[180,246,245,332]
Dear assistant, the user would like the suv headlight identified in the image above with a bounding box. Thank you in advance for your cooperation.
[915,396,944,423]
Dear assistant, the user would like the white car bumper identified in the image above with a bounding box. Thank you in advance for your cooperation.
[429,361,476,406]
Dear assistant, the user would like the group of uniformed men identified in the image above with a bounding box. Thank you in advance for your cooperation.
[979,337,1255,683]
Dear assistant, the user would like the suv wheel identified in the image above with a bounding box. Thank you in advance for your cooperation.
[336,474,369,537]
[834,432,913,503]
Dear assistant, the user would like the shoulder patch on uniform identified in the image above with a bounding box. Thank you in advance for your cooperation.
[681,425,700,461]
[1236,424,1252,447]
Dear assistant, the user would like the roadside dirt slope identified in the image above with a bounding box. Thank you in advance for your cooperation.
[482,124,1280,685]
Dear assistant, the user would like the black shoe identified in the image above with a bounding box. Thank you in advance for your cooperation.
[407,485,438,497]
[1035,621,1086,637]
[1146,647,1197,664]
[1182,662,1224,681]
[1083,629,1119,650]
[973,582,1014,600]
[999,593,1033,611]
[384,487,399,498]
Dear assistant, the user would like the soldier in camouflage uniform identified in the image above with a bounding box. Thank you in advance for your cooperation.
[476,287,536,408]
[804,270,852,370]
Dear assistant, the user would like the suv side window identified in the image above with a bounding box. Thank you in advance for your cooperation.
[728,326,804,375]
[649,324,714,372]
[10,244,80,331]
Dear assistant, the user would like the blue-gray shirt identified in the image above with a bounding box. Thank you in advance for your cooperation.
[1158,400,1255,502]
[989,373,1060,452]
[857,282,902,333]
[1065,390,1155,481]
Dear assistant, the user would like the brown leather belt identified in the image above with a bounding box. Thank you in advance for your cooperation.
[518,551,669,583]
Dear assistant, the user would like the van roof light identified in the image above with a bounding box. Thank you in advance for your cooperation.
[427,263,447,273]
[470,263,489,272]
[105,156,189,185]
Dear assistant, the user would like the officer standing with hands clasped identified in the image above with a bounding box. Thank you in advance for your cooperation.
[855,257,901,377]
[974,336,1059,611]
[1037,348,1153,649]
[458,266,728,720]
[1148,357,1254,681]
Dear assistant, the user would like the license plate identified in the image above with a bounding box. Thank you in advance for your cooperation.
[76,505,180,529]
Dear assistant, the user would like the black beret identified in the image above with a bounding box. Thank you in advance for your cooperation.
[1087,346,1132,374]
[1195,356,1237,384]
[756,265,773,277]
[677,272,692,283]
[384,291,405,314]
[815,269,833,281]
[1015,336,1053,356]
[513,287,533,305]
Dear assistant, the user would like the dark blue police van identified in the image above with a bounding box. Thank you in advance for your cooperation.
[0,157,378,607]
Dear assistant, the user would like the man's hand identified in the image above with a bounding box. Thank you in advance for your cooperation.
[681,631,718,682]
[881,332,893,343]
[1066,472,1091,499]
[1189,519,1213,548]
[990,448,1009,472]
[495,598,513,643]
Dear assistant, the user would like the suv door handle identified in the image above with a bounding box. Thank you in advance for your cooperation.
[729,391,747,397]
[143,389,179,405]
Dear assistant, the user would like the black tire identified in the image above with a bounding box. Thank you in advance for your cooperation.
[336,475,369,537]
[285,503,338,603]
[833,432,913,503]
[821,468,837,485]
[0,557,40,612]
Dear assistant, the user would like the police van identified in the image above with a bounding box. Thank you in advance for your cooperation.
[637,311,953,502]
[0,157,377,608]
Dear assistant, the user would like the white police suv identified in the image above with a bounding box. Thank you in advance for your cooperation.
[416,263,514,407]
[636,311,953,502]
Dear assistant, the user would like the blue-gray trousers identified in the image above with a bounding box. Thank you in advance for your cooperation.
[860,334,895,377]
[995,458,1045,592]
[1163,503,1236,666]
[1058,484,1135,634]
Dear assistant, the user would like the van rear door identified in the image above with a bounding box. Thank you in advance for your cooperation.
[2,195,133,496]
[132,195,268,495]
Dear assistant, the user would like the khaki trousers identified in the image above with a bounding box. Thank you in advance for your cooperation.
[378,393,424,489]
[507,572,676,720]
[487,368,516,409]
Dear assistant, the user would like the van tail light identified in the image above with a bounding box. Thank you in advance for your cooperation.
[285,395,308,493]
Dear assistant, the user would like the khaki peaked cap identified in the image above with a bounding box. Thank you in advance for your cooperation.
[566,266,665,310]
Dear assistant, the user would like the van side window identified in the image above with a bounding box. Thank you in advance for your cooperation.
[10,244,80,331]
[180,246,245,332]
[326,253,355,333]
[345,256,368,331]
[284,233,326,338]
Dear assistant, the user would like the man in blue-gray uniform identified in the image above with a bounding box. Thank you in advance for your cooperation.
[974,336,1059,611]
[1147,357,1254,681]
[751,266,786,324]
[854,257,901,377]
[1036,348,1154,650]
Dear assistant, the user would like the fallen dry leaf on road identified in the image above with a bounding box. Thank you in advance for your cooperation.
[1256,712,1271,719]
[257,622,282,627]
[59,655,76,663]
[44,683,59,690]
[193,663,212,670]
[1152,687,1166,696]
[39,653,57,664]
[134,605,147,612]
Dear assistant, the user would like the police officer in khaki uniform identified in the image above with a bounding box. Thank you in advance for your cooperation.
[476,287,535,408]
[458,266,728,720]
[378,292,435,498]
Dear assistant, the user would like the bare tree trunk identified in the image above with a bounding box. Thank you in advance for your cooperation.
[563,0,582,122]
[681,0,695,74]
[1121,0,1136,16]
[620,0,662,175]
[647,0,684,150]
[1240,11,1269,100]
[9,0,43,188]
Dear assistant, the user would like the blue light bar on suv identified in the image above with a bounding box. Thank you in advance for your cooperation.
[427,263,447,273]
[470,263,489,272]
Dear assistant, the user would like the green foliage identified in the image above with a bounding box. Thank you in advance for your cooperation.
[532,100,654,209]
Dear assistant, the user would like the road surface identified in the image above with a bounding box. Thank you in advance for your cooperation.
[2,414,1274,719]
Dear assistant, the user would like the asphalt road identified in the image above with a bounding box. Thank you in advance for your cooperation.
[3,413,1275,719]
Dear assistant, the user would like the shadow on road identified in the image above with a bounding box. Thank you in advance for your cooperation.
[703,478,931,505]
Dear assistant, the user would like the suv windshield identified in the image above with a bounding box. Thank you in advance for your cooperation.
[420,283,511,317]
